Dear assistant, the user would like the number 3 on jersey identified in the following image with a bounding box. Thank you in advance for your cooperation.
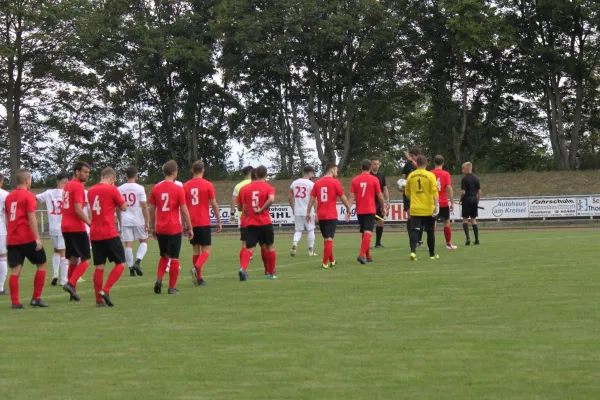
[191,188,199,205]
[295,186,307,199]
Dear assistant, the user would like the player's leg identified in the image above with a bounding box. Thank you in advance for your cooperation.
[0,235,7,295]
[56,236,68,286]
[265,225,277,278]
[154,235,170,294]
[239,227,256,281]
[471,216,480,244]
[357,215,374,264]
[462,202,471,245]
[28,243,49,307]
[63,233,91,301]
[192,227,211,286]
[93,262,106,307]
[409,217,421,260]
[425,217,438,259]
[239,228,247,263]
[167,234,183,294]
[7,249,24,308]
[51,247,60,286]
[440,207,456,250]
[291,216,303,256]
[134,237,148,273]
[375,205,385,247]
[306,217,317,256]
[123,226,136,276]
[99,239,126,306]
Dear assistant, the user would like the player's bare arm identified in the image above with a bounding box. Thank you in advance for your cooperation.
[74,202,91,226]
[306,196,316,223]
[255,194,275,214]
[288,189,295,216]
[447,185,454,211]
[179,205,194,240]
[230,195,237,223]
[141,200,150,232]
[28,211,43,250]
[210,198,222,233]
[149,204,157,239]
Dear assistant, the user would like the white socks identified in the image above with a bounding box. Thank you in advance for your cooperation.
[293,231,303,246]
[52,253,60,279]
[308,230,316,250]
[0,255,7,291]
[136,242,148,261]
[60,258,69,285]
[125,247,134,268]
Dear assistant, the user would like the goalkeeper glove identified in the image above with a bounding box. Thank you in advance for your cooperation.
[432,204,440,218]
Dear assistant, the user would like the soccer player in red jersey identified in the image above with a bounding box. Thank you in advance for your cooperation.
[149,160,193,295]
[306,163,351,269]
[5,169,49,309]
[238,165,277,281]
[431,155,457,250]
[349,160,386,264]
[87,168,128,307]
[184,161,222,286]
[62,161,92,302]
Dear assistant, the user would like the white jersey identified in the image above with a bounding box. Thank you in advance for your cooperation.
[0,188,9,236]
[290,178,315,216]
[119,182,147,227]
[36,188,64,236]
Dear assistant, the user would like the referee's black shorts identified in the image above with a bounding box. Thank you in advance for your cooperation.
[462,197,479,219]
[63,231,91,261]
[357,214,376,234]
[92,237,126,266]
[318,219,337,239]
[246,224,275,249]
[403,195,411,213]
[375,204,385,220]
[410,215,435,232]
[157,233,182,259]
[7,242,47,268]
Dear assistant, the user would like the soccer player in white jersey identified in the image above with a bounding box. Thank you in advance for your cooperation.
[0,173,9,295]
[36,172,69,286]
[160,179,183,273]
[119,166,149,277]
[288,165,317,257]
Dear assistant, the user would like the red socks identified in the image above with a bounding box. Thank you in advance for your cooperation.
[32,270,46,300]
[444,226,452,245]
[360,233,372,258]
[104,264,124,293]
[261,247,268,274]
[157,256,169,279]
[9,275,19,305]
[193,255,199,265]
[169,259,180,289]
[68,260,89,287]
[267,251,277,275]
[323,240,333,265]
[240,249,252,271]
[194,253,210,278]
[68,264,76,279]
[94,268,104,302]
[239,248,244,263]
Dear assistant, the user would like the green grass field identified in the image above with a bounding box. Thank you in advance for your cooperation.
[1,229,599,400]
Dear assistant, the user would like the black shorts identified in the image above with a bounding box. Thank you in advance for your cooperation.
[246,224,275,249]
[462,199,479,219]
[403,195,410,212]
[190,226,212,246]
[357,214,376,234]
[376,204,384,220]
[319,219,338,239]
[439,206,450,221]
[7,242,47,268]
[411,215,435,232]
[92,237,126,266]
[239,227,247,242]
[157,233,182,259]
[63,232,91,261]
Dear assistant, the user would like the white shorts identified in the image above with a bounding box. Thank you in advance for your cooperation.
[0,235,6,254]
[50,234,66,250]
[295,216,315,232]
[122,226,148,242]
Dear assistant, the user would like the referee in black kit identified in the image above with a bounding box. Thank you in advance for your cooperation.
[370,158,390,248]
[401,148,424,246]
[461,161,481,245]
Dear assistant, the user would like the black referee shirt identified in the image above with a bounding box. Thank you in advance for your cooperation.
[371,172,386,196]
[461,174,481,197]
[402,162,416,177]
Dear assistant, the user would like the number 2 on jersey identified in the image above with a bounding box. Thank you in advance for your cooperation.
[295,186,307,199]
[161,193,170,211]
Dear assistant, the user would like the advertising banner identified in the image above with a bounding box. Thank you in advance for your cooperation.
[528,197,577,218]
[576,197,600,217]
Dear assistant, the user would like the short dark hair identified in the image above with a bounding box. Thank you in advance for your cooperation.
[56,172,69,181]
[409,148,421,157]
[433,155,444,166]
[416,155,428,167]
[16,169,31,184]
[370,157,380,162]
[163,160,178,176]
[242,166,253,176]
[361,159,372,171]
[255,165,268,179]
[126,166,138,180]
[250,168,258,181]
[192,160,205,174]
[325,163,337,173]
[74,161,90,173]
[101,167,116,179]
[303,165,315,174]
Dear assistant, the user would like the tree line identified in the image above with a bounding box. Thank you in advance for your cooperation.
[2,0,599,186]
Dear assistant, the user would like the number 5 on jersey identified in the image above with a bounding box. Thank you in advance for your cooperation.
[252,191,259,208]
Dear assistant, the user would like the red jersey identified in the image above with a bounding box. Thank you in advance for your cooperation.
[62,179,87,232]
[311,176,344,220]
[241,181,275,226]
[6,188,37,245]
[149,181,186,235]
[431,169,452,208]
[87,183,125,241]
[237,185,248,228]
[183,178,215,227]
[350,173,382,215]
